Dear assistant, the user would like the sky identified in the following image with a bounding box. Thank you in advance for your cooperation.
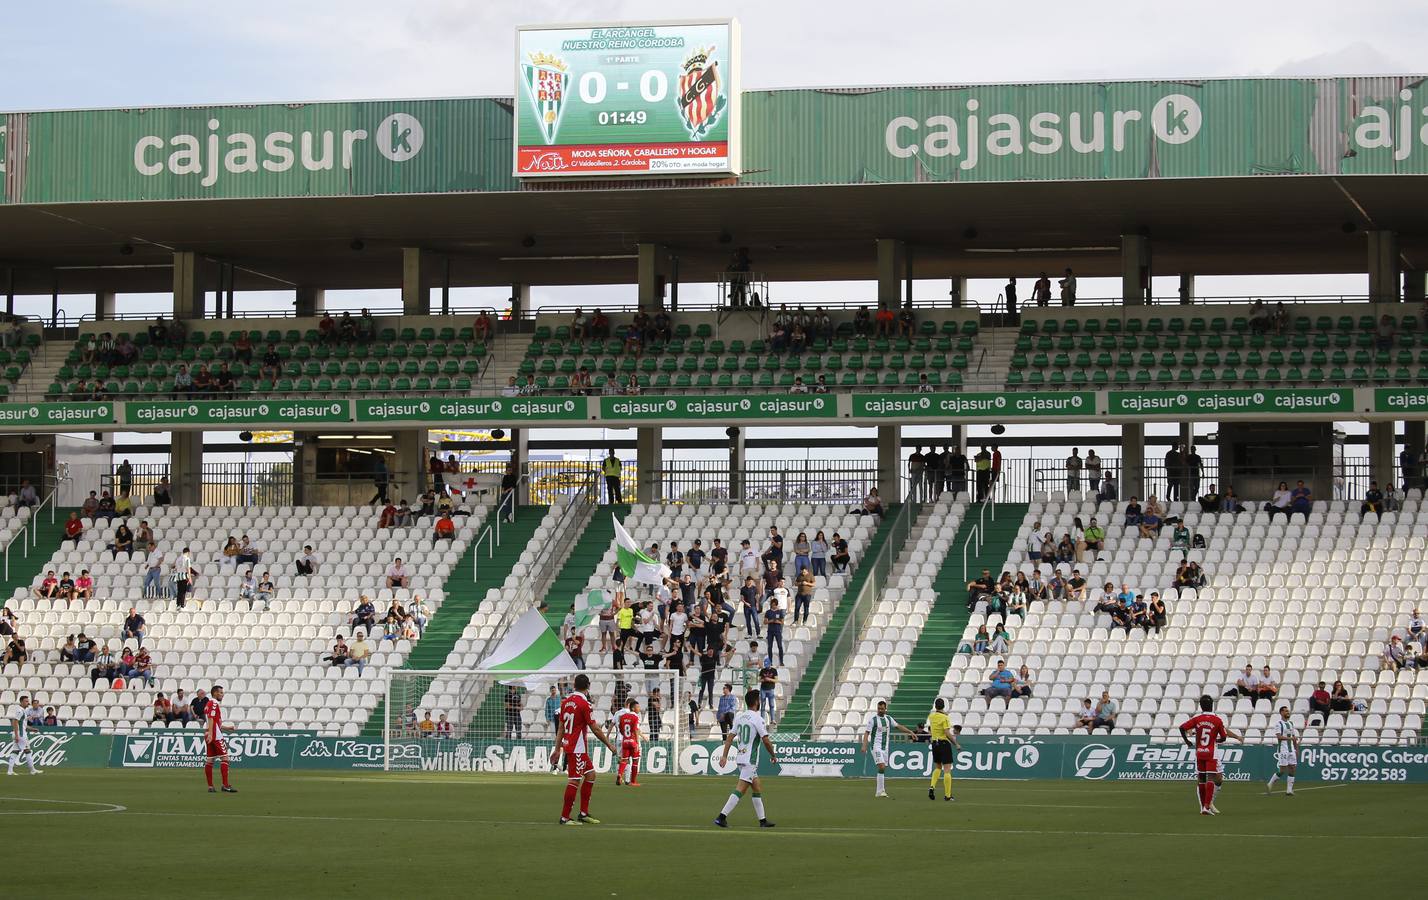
[11,1,1416,466]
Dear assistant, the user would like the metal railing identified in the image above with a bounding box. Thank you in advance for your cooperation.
[29,484,60,549]
[805,498,919,736]
[1030,459,1376,503]
[2,517,28,580]
[652,460,878,505]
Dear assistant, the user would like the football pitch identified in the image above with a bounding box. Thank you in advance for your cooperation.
[5,771,1426,898]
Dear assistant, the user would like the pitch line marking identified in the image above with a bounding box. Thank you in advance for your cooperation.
[0,797,128,815]
[117,809,1428,840]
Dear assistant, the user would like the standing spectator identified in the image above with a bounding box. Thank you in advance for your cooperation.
[1066,448,1083,493]
[543,685,561,733]
[1185,445,1203,499]
[142,544,166,597]
[1164,445,1183,502]
[1058,267,1077,306]
[757,657,779,727]
[601,449,622,505]
[173,546,195,608]
[369,456,390,505]
[793,566,815,625]
[116,459,134,497]
[499,461,519,524]
[764,598,785,665]
[1085,450,1101,489]
[503,686,523,739]
[973,446,992,501]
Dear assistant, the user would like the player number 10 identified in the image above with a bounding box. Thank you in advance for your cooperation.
[579,71,668,104]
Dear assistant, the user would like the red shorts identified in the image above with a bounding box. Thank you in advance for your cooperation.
[206,738,228,759]
[621,740,640,760]
[565,752,592,779]
[1195,753,1219,775]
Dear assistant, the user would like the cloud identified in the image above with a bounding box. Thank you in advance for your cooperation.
[1272,42,1409,77]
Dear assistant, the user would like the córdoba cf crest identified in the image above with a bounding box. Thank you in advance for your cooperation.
[522,52,570,145]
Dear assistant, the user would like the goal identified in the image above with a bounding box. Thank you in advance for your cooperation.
[383,668,687,774]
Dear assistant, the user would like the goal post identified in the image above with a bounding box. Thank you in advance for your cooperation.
[384,668,685,775]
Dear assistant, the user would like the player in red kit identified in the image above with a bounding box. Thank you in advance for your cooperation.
[615,698,644,787]
[550,673,616,825]
[1179,694,1241,815]
[204,684,238,793]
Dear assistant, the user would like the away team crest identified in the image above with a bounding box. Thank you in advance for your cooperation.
[521,51,570,145]
[677,46,726,139]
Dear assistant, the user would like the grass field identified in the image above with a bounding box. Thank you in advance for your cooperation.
[5,770,1427,898]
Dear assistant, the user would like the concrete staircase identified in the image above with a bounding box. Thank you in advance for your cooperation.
[965,326,1015,391]
[476,333,533,393]
[15,338,74,402]
[888,503,1028,725]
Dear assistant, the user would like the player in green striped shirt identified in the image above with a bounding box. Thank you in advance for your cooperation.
[862,700,916,798]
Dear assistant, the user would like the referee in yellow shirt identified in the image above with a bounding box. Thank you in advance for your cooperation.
[927,698,960,801]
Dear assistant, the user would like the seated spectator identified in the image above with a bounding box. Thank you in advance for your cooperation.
[1065,569,1088,602]
[1249,299,1271,333]
[346,632,371,674]
[256,572,275,609]
[1087,691,1118,733]
[81,491,100,516]
[787,325,808,355]
[170,689,193,724]
[191,364,214,398]
[1095,472,1118,504]
[1197,484,1223,513]
[622,323,643,356]
[3,636,26,664]
[350,595,377,630]
[1147,593,1168,634]
[88,644,116,686]
[1289,480,1313,520]
[1330,679,1353,714]
[213,363,236,395]
[435,712,453,739]
[131,647,155,686]
[589,309,610,341]
[1224,664,1258,699]
[153,478,172,506]
[897,305,916,339]
[501,376,521,397]
[417,712,436,737]
[318,311,337,343]
[1083,518,1105,558]
[1024,524,1043,561]
[1375,313,1396,350]
[1307,680,1332,725]
[1408,608,1426,646]
[115,492,133,518]
[1011,665,1034,699]
[233,331,253,363]
[853,305,872,336]
[1172,561,1204,598]
[14,480,38,509]
[989,622,1012,655]
[1093,582,1121,617]
[1055,534,1075,564]
[621,373,640,395]
[875,306,895,337]
[121,607,146,643]
[1046,570,1069,602]
[965,568,996,613]
[59,634,79,662]
[982,659,1016,706]
[386,557,410,589]
[1220,486,1244,513]
[109,522,135,560]
[570,308,588,341]
[1123,497,1142,527]
[172,363,194,397]
[1073,697,1096,730]
[43,707,60,727]
[296,545,320,576]
[220,536,241,572]
[410,596,431,636]
[378,501,398,529]
[260,344,282,381]
[152,693,172,722]
[972,623,990,655]
[1383,634,1408,670]
[652,311,672,343]
[857,487,884,518]
[1170,522,1191,551]
[1415,642,1428,670]
[324,635,349,667]
[1038,530,1056,565]
[1005,588,1028,621]
[58,571,77,602]
[357,308,377,343]
[1361,480,1386,522]
[830,532,850,573]
[236,536,262,567]
[433,513,456,545]
[95,491,117,522]
[1253,665,1279,705]
[1137,505,1161,540]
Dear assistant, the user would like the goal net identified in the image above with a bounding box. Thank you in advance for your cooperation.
[384,668,687,774]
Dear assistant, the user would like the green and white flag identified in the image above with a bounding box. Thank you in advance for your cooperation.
[572,589,608,629]
[613,514,670,586]
[478,609,577,687]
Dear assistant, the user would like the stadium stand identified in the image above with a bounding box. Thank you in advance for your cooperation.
[924,490,1428,745]
[0,499,488,735]
[1006,303,1425,390]
[413,502,881,740]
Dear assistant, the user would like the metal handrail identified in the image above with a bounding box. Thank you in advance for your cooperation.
[30,483,62,549]
[2,519,28,581]
[472,471,530,581]
[961,522,980,583]
[806,499,918,736]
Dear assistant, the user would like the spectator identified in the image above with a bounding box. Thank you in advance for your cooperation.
[59,634,80,662]
[793,566,815,625]
[255,571,275,610]
[153,478,171,506]
[1170,521,1191,552]
[1096,472,1119,504]
[830,532,850,573]
[982,659,1017,707]
[965,568,995,612]
[235,536,262,568]
[1123,497,1142,528]
[989,622,1012,655]
[296,545,320,577]
[170,689,193,724]
[1059,267,1077,306]
[432,512,456,546]
[191,689,209,721]
[1330,680,1353,715]
[350,595,377,630]
[1173,560,1205,598]
[92,491,117,523]
[1289,480,1313,521]
[874,306,895,338]
[971,623,990,654]
[416,712,436,738]
[1087,690,1117,733]
[2,636,26,664]
[64,512,84,548]
[543,685,561,733]
[152,693,172,722]
[122,607,146,643]
[1308,681,1332,725]
[131,647,155,687]
[1225,664,1259,700]
[15,480,38,509]
[237,569,259,609]
[757,656,779,726]
[1253,666,1279,706]
[474,311,494,345]
[1361,480,1386,522]
[115,491,133,518]
[1065,569,1088,602]
[34,570,58,601]
[1083,518,1105,559]
[503,686,523,739]
[58,572,77,603]
[385,557,410,589]
[1148,593,1169,634]
[1137,500,1162,540]
[764,598,785,665]
[42,707,59,727]
[324,635,349,667]
[172,546,195,608]
[346,632,371,674]
[1066,448,1083,493]
[1408,608,1426,646]
[1383,635,1408,670]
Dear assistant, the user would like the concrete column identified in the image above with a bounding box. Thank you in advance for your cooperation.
[728,426,746,503]
[402,247,430,315]
[637,244,671,311]
[171,431,204,506]
[510,284,530,321]
[95,291,116,321]
[948,275,968,309]
[392,429,427,505]
[172,251,205,320]
[1367,231,1401,303]
[509,429,530,506]
[1120,234,1151,306]
[1404,421,1425,489]
[291,433,316,506]
[636,427,663,505]
[876,239,906,311]
[294,286,325,318]
[1121,424,1145,500]
[877,425,902,503]
[1178,273,1194,305]
[1403,270,1425,304]
[1368,421,1396,487]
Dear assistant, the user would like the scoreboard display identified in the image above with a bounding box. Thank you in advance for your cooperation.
[514,20,740,177]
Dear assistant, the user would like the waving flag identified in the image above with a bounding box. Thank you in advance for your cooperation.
[478,609,576,687]
[613,514,670,586]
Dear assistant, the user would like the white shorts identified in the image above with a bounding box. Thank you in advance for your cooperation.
[1275,747,1298,767]
[737,763,759,783]
[870,750,888,767]
[12,736,28,752]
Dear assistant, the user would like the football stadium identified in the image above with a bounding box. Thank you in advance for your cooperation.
[3,7,1428,898]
